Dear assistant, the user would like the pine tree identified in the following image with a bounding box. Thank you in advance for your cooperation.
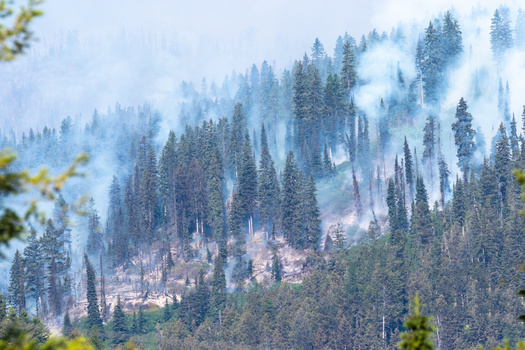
[441,11,463,66]
[62,309,73,336]
[23,229,44,316]
[452,98,476,171]
[86,208,102,256]
[271,251,282,282]
[84,254,102,331]
[163,298,171,322]
[258,124,281,235]
[112,295,128,345]
[398,293,437,350]
[211,254,226,313]
[203,121,225,240]
[352,165,362,218]
[8,250,25,313]
[138,304,146,334]
[282,151,302,248]
[139,145,159,240]
[237,132,258,233]
[422,21,444,105]
[99,254,107,322]
[302,175,322,250]
[404,137,415,200]
[158,131,177,230]
[341,40,356,97]
[438,154,450,208]
[490,7,514,62]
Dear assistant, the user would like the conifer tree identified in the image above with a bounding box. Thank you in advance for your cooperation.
[302,175,322,250]
[341,40,356,97]
[23,229,44,316]
[404,137,414,200]
[441,11,463,66]
[352,165,362,218]
[8,250,25,313]
[211,254,226,313]
[158,130,177,229]
[398,293,436,350]
[99,254,107,322]
[84,254,102,331]
[112,295,127,345]
[490,7,514,62]
[422,21,444,105]
[237,132,258,232]
[258,124,281,235]
[138,304,146,334]
[86,208,102,256]
[203,121,225,240]
[271,251,282,282]
[438,154,450,208]
[163,298,171,322]
[282,151,302,248]
[139,145,159,240]
[62,309,73,337]
[452,98,476,171]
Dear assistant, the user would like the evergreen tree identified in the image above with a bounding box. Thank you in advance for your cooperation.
[341,40,356,97]
[302,175,322,250]
[139,145,159,240]
[99,254,107,322]
[404,137,415,200]
[271,251,282,282]
[163,298,171,322]
[441,11,463,66]
[398,293,436,350]
[86,208,102,256]
[282,152,302,248]
[211,254,226,313]
[352,165,362,218]
[158,131,177,230]
[138,304,146,334]
[258,124,281,235]
[112,295,128,345]
[237,132,258,232]
[62,310,73,337]
[452,98,476,171]
[84,254,102,331]
[490,7,514,62]
[23,229,45,316]
[422,21,444,105]
[438,154,450,208]
[8,250,25,313]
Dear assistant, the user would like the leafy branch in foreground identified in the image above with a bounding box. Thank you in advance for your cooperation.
[398,293,436,350]
[0,0,43,61]
[0,149,89,254]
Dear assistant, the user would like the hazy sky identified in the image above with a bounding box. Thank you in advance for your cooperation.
[1,0,521,132]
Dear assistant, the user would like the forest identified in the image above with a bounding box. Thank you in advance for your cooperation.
[2,3,525,350]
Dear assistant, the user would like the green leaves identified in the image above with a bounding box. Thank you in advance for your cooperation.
[0,0,43,61]
[0,150,88,256]
[398,293,436,350]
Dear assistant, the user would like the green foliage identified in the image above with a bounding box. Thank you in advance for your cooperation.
[0,150,88,256]
[398,293,436,350]
[0,0,42,61]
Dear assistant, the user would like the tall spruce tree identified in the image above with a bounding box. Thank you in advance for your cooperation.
[84,254,103,331]
[8,250,25,313]
[112,295,128,345]
[282,151,302,248]
[422,21,444,105]
[23,229,44,316]
[452,98,476,171]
